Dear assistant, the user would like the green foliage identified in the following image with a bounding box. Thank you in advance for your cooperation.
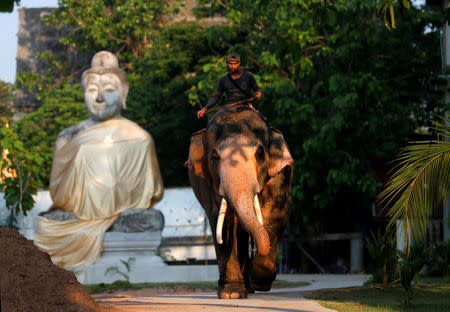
[0,80,13,127]
[366,229,398,285]
[398,240,430,304]
[311,1,338,26]
[17,0,444,230]
[0,127,42,228]
[304,279,449,312]
[16,50,80,103]
[378,116,450,249]
[104,257,136,283]
[433,240,450,282]
[0,0,20,13]
[46,0,179,70]
[376,0,411,30]
[197,0,444,229]
[14,84,87,187]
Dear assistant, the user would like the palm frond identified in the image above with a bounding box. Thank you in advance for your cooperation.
[120,257,136,273]
[378,116,450,251]
[104,265,120,277]
[376,0,411,30]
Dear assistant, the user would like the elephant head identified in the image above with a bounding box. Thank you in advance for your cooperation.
[188,107,293,256]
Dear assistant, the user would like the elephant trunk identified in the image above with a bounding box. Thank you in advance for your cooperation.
[232,193,270,256]
[219,168,269,256]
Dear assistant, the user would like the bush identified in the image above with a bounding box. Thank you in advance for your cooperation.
[0,127,43,228]
[0,80,13,126]
[433,240,450,282]
[366,229,398,285]
[15,84,87,187]
[398,240,430,304]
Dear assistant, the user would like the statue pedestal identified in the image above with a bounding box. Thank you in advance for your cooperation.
[74,231,166,284]
[73,231,220,284]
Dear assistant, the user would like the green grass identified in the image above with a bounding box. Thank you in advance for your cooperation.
[303,278,449,312]
[83,280,309,295]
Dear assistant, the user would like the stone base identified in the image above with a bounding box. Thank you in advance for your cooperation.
[72,231,219,284]
[73,231,164,284]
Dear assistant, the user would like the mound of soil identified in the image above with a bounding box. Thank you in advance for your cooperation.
[0,228,113,312]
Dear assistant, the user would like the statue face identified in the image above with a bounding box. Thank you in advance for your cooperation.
[84,73,124,121]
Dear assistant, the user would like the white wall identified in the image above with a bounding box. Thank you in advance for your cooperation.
[0,187,211,239]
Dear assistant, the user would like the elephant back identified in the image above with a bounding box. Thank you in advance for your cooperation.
[207,105,270,138]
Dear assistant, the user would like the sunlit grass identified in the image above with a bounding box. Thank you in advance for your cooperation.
[303,279,449,312]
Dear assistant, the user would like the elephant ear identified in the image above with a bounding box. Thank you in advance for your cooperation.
[268,128,293,177]
[187,129,207,178]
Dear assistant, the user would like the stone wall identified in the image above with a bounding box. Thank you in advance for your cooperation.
[14,8,90,119]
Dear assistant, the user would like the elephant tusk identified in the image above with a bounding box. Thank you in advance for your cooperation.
[216,198,227,244]
[254,194,263,225]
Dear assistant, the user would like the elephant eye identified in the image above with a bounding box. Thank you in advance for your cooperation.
[255,146,266,162]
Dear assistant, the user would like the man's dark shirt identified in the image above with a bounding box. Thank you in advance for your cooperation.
[217,71,259,104]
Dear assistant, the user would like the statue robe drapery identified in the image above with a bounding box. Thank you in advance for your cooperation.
[34,118,164,267]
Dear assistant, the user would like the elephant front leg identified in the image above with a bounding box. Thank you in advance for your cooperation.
[250,218,288,291]
[250,241,278,291]
[215,213,249,299]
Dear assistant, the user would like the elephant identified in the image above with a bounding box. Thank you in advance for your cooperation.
[186,105,293,299]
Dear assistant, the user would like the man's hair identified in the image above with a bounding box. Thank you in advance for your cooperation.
[226,53,241,63]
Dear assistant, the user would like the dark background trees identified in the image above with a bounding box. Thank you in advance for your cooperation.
[7,0,447,263]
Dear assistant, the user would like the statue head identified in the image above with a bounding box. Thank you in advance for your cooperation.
[81,51,129,121]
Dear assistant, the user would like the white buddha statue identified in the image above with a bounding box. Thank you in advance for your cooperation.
[34,51,164,268]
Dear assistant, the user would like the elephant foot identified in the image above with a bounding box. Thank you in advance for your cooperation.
[250,281,273,292]
[217,282,248,299]
[250,255,276,292]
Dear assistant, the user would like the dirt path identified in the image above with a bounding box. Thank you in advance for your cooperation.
[94,289,338,312]
[92,275,369,311]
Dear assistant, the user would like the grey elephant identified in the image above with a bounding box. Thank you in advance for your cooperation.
[187,106,293,299]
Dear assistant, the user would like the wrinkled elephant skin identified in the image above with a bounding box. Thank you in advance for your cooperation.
[187,107,293,299]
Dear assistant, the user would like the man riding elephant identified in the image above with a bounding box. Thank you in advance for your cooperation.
[197,53,262,118]
[188,105,293,298]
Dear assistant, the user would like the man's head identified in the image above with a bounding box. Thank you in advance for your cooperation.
[81,51,129,121]
[226,53,241,74]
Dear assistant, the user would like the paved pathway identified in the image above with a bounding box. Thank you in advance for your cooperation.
[96,274,370,312]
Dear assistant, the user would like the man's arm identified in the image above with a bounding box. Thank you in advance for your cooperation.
[249,72,262,100]
[197,91,224,118]
[204,91,224,109]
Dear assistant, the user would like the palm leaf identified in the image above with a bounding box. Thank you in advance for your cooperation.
[120,257,136,273]
[378,116,450,251]
[104,265,120,277]
[389,5,396,29]
[376,0,411,30]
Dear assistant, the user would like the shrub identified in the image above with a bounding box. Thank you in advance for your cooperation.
[433,240,450,282]
[104,257,136,284]
[14,84,87,187]
[398,240,430,304]
[0,127,43,229]
[366,229,398,285]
